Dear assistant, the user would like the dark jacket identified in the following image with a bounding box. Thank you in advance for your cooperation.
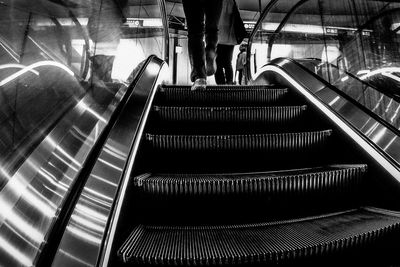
[218,0,247,45]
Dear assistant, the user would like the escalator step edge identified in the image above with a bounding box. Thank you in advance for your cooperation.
[145,130,332,151]
[157,87,289,105]
[152,105,307,123]
[134,164,367,196]
[118,207,400,265]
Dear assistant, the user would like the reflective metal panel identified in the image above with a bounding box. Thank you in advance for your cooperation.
[51,57,168,267]
[0,81,127,266]
[253,58,400,180]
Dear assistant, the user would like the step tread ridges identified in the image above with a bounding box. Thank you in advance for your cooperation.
[160,84,282,90]
[118,208,400,265]
[134,164,367,196]
[158,87,289,104]
[146,130,332,151]
[153,105,307,123]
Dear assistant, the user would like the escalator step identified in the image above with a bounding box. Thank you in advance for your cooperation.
[152,105,307,123]
[161,85,280,90]
[157,87,289,105]
[118,207,400,265]
[145,130,332,152]
[134,164,367,196]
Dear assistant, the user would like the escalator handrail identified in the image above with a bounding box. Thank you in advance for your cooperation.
[259,58,400,174]
[96,57,167,267]
[274,57,400,138]
[35,56,159,267]
[299,57,400,103]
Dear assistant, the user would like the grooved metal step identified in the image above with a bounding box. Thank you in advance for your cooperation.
[152,105,307,123]
[134,164,367,196]
[118,207,400,266]
[145,130,332,152]
[157,86,289,105]
[161,85,281,90]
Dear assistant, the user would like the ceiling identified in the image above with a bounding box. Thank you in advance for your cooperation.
[1,0,400,27]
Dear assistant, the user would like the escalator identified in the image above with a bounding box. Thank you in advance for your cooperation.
[109,80,400,266]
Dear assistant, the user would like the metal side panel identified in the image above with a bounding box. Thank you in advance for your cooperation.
[0,81,129,265]
[252,59,400,181]
[50,57,168,267]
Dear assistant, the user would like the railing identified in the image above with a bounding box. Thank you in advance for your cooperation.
[247,0,400,133]
[0,0,168,266]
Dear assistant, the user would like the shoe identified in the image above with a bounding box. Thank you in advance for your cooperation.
[206,50,217,76]
[191,78,207,91]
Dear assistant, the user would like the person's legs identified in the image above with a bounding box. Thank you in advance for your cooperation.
[204,0,223,76]
[182,0,206,84]
[238,70,243,85]
[221,45,234,84]
[215,44,226,84]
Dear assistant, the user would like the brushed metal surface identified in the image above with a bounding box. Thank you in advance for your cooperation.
[51,57,167,267]
[0,81,127,266]
[253,58,400,179]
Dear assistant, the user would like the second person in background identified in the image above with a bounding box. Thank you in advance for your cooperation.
[182,0,223,90]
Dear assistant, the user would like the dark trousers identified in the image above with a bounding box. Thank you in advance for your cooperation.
[237,69,244,85]
[215,44,234,84]
[182,0,223,82]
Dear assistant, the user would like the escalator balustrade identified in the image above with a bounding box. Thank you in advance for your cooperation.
[117,84,400,266]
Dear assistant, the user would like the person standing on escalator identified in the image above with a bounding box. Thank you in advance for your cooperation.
[182,0,223,90]
[215,0,247,85]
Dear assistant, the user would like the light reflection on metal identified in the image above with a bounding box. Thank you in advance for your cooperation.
[67,225,101,245]
[385,99,394,113]
[0,42,20,62]
[0,72,127,266]
[0,61,74,87]
[98,158,123,172]
[382,72,400,83]
[357,69,370,76]
[75,204,108,222]
[329,96,340,106]
[52,57,166,267]
[372,95,384,112]
[0,235,33,267]
[0,64,39,75]
[372,128,387,143]
[360,67,400,81]
[71,214,104,233]
[38,169,68,191]
[52,153,79,172]
[0,196,45,242]
[83,187,114,203]
[90,174,118,187]
[76,101,107,123]
[391,105,400,123]
[104,144,127,159]
[254,59,400,178]
[58,250,92,267]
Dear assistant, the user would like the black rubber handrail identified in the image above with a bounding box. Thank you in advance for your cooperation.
[246,0,280,82]
[274,57,400,140]
[158,0,170,64]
